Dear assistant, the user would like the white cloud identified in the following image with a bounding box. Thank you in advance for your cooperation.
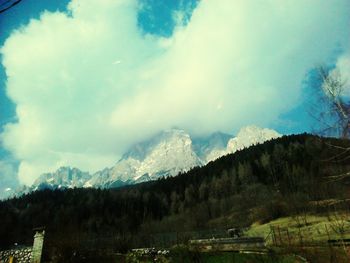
[331,52,350,97]
[0,158,18,198]
[1,0,349,184]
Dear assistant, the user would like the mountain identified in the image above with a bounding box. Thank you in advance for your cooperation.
[33,167,91,189]
[3,134,350,256]
[226,125,281,153]
[86,129,203,188]
[17,126,281,194]
[192,131,232,163]
[17,167,92,195]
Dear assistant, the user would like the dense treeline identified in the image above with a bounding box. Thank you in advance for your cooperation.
[1,134,350,254]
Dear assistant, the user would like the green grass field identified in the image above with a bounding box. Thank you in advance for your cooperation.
[125,251,300,263]
[170,251,299,263]
[124,213,350,262]
[246,213,350,245]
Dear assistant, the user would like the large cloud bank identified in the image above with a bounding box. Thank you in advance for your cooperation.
[1,0,349,184]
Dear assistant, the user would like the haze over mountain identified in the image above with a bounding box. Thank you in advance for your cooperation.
[7,126,280,197]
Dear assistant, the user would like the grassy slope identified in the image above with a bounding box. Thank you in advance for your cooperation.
[125,251,299,263]
[246,213,350,245]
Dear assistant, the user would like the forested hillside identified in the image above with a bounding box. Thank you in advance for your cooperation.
[1,134,349,254]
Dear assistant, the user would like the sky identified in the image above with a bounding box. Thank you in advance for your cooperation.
[0,0,349,191]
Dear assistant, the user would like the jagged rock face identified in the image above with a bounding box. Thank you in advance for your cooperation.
[86,158,141,188]
[192,132,232,163]
[15,126,281,195]
[84,168,112,188]
[133,129,203,180]
[227,125,281,153]
[31,167,91,190]
[86,129,202,187]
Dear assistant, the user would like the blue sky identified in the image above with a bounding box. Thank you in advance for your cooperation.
[0,0,349,190]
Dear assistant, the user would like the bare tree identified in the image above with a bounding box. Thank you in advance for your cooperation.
[0,0,23,14]
[308,67,350,185]
[310,67,350,139]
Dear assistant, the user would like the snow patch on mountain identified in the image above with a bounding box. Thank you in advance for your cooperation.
[192,132,232,163]
[32,167,91,190]
[134,129,202,180]
[86,129,202,187]
[15,126,281,195]
[227,125,281,153]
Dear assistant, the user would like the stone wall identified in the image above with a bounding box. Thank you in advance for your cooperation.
[0,247,32,263]
[0,229,44,263]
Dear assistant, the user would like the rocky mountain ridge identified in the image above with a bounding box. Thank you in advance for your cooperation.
[13,126,281,196]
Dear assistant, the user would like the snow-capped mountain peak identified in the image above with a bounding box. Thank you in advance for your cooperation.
[227,125,281,153]
[192,131,232,163]
[32,166,91,190]
[133,129,202,180]
[86,128,202,187]
[17,126,281,195]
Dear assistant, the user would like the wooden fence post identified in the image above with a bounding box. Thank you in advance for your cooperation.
[298,227,303,246]
[270,226,277,246]
[325,224,330,240]
[277,226,283,245]
[286,229,291,247]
